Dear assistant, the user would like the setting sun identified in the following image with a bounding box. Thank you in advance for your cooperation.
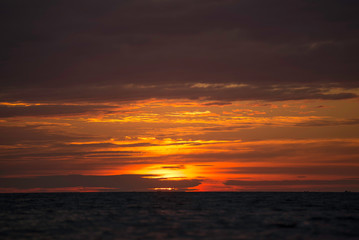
[133,164,196,179]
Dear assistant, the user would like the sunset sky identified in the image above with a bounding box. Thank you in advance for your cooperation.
[1,0,359,192]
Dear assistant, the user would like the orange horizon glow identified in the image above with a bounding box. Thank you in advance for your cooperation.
[1,97,359,192]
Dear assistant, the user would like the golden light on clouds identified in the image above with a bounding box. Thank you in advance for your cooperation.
[1,97,359,191]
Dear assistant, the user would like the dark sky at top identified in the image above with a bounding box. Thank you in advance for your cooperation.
[1,0,359,102]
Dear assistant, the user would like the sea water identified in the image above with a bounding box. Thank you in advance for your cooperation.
[0,192,358,239]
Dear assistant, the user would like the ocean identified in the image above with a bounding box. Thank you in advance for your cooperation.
[0,192,358,239]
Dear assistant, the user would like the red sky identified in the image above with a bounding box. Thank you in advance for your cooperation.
[1,0,359,192]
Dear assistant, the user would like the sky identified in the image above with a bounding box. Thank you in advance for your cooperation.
[1,0,359,192]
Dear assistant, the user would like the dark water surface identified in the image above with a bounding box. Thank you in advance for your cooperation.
[0,192,358,239]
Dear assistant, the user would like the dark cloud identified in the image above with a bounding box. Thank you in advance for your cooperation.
[0,104,116,118]
[0,140,144,176]
[201,125,254,132]
[1,84,356,103]
[1,0,358,102]
[201,101,232,106]
[0,174,202,191]
[0,150,134,160]
[161,165,185,169]
[182,140,359,162]
[295,118,359,127]
[0,125,90,145]
[224,179,359,187]
[224,166,359,176]
[0,155,160,177]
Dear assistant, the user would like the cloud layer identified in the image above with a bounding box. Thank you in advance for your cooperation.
[0,174,202,191]
[1,0,358,103]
